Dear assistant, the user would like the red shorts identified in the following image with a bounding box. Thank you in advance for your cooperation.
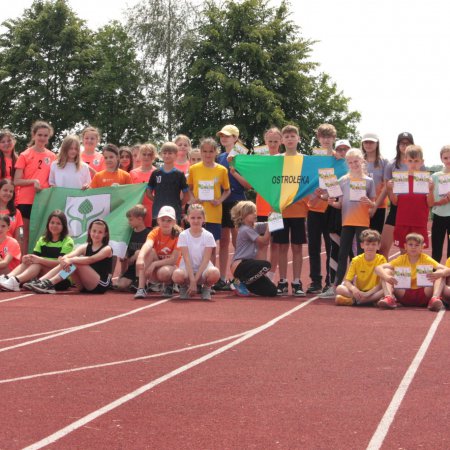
[394,225,428,249]
[397,287,430,307]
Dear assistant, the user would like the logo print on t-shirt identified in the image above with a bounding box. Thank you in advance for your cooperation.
[94,159,99,166]
[44,157,50,165]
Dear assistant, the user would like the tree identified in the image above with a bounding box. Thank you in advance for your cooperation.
[127,0,197,139]
[82,22,160,145]
[177,0,360,148]
[0,0,93,149]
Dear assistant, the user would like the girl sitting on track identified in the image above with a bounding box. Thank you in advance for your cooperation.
[0,214,21,275]
[172,204,220,300]
[134,205,181,299]
[0,179,23,242]
[27,219,113,295]
[230,201,277,297]
[0,210,74,291]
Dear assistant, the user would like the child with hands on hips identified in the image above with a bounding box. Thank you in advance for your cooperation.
[230,201,277,297]
[0,210,74,292]
[134,206,181,299]
[172,204,220,300]
[28,219,113,294]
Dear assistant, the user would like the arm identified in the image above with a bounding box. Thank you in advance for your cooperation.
[308,189,327,208]
[255,225,271,246]
[146,187,155,201]
[180,245,197,294]
[68,246,112,265]
[135,240,154,272]
[328,196,342,209]
[229,167,252,189]
[427,179,435,207]
[0,254,13,269]
[13,168,41,190]
[386,180,398,205]
[211,189,231,207]
[194,246,214,283]
[375,262,397,285]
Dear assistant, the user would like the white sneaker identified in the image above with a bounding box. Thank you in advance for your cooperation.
[201,286,212,300]
[318,285,335,298]
[0,276,20,292]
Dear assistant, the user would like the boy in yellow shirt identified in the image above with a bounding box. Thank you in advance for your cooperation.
[335,229,386,306]
[375,233,446,311]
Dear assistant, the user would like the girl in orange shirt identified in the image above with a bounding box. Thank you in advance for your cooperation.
[90,144,132,188]
[0,214,21,274]
[174,134,191,175]
[0,129,18,180]
[0,179,23,242]
[81,126,105,174]
[119,147,134,173]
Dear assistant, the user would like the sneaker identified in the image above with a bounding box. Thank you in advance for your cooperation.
[31,279,56,294]
[147,282,161,293]
[213,279,232,291]
[0,276,20,292]
[162,284,174,298]
[179,284,190,299]
[322,284,331,293]
[306,283,322,295]
[134,288,147,299]
[234,280,250,297]
[335,295,354,306]
[428,296,444,312]
[22,279,39,291]
[0,274,8,283]
[377,295,397,309]
[291,282,306,297]
[172,284,180,294]
[276,281,289,296]
[201,286,212,300]
[318,285,336,298]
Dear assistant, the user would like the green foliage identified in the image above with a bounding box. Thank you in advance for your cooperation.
[177,0,360,149]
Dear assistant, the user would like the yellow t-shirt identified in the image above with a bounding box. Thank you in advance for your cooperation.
[187,162,230,224]
[345,253,387,291]
[390,253,439,289]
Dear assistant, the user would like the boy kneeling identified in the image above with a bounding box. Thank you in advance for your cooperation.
[375,233,446,311]
[335,229,385,306]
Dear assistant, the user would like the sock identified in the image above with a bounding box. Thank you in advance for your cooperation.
[279,278,287,284]
[267,271,275,281]
[293,278,300,284]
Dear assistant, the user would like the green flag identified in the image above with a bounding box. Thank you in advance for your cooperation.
[30,185,146,257]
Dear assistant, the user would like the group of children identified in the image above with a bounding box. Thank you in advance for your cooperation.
[1,120,450,310]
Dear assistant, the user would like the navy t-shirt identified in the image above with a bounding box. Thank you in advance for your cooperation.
[148,168,188,220]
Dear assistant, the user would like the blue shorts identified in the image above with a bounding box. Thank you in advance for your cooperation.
[204,222,221,241]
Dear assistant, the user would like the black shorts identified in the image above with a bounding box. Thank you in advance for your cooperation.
[121,263,136,281]
[81,275,111,294]
[17,204,33,220]
[385,205,397,226]
[257,215,268,222]
[271,218,307,245]
[221,201,239,228]
[54,279,72,291]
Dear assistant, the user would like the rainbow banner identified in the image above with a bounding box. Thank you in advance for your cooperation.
[234,154,347,212]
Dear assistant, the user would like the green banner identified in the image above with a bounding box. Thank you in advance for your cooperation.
[30,184,146,257]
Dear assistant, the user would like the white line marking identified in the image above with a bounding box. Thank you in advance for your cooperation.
[0,331,250,384]
[0,327,76,343]
[23,297,317,450]
[366,309,445,450]
[0,299,171,354]
[0,293,34,304]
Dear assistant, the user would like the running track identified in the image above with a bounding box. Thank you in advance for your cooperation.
[1,243,449,449]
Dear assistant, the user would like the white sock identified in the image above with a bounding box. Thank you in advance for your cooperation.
[293,278,300,284]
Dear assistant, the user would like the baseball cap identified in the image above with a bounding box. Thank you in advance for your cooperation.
[216,125,239,137]
[362,133,379,142]
[335,139,351,149]
[157,205,176,220]
[397,132,414,144]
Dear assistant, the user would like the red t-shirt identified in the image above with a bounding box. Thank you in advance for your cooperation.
[130,168,154,227]
[0,209,23,238]
[0,235,21,270]
[396,175,429,227]
[81,152,106,172]
[15,148,56,204]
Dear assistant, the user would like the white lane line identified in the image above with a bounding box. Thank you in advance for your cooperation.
[23,297,317,450]
[0,293,34,304]
[0,299,171,354]
[0,327,76,343]
[0,330,250,384]
[366,309,445,450]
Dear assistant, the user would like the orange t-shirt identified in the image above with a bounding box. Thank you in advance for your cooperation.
[81,152,106,172]
[90,169,132,188]
[130,167,155,227]
[0,209,23,238]
[15,148,56,204]
[0,235,21,270]
[282,198,309,218]
[146,227,179,261]
[174,161,190,175]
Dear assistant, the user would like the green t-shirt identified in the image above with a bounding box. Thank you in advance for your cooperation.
[33,235,74,259]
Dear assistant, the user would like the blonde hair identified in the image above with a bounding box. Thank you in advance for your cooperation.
[405,233,424,245]
[139,143,156,158]
[81,126,100,140]
[199,137,219,155]
[264,127,282,139]
[160,142,178,154]
[126,204,147,219]
[344,148,366,178]
[29,120,54,147]
[57,135,81,169]
[231,201,256,227]
[440,145,450,157]
[187,203,206,217]
[174,134,192,148]
[359,228,381,243]
[281,124,299,136]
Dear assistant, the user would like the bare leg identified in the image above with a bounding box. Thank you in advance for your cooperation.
[219,227,232,279]
[380,223,394,259]
[291,244,303,281]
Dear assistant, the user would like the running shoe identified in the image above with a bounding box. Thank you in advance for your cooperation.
[234,280,250,297]
[335,295,354,306]
[377,295,397,309]
[31,279,56,294]
[162,284,174,298]
[276,281,289,296]
[428,296,444,312]
[306,283,322,295]
[179,285,190,299]
[134,288,147,299]
[318,285,336,298]
[0,276,20,292]
[291,282,306,297]
[213,279,232,291]
[201,286,212,300]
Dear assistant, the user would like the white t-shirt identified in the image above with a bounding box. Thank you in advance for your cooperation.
[49,161,91,188]
[177,228,216,271]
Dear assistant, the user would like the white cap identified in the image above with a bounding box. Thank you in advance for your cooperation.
[335,139,351,149]
[157,205,176,220]
[362,132,379,142]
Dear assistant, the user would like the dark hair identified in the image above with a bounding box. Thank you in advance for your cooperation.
[102,144,120,170]
[0,178,17,216]
[119,147,134,172]
[44,210,69,242]
[0,129,18,179]
[0,213,11,226]
[395,133,414,169]
[87,219,110,246]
